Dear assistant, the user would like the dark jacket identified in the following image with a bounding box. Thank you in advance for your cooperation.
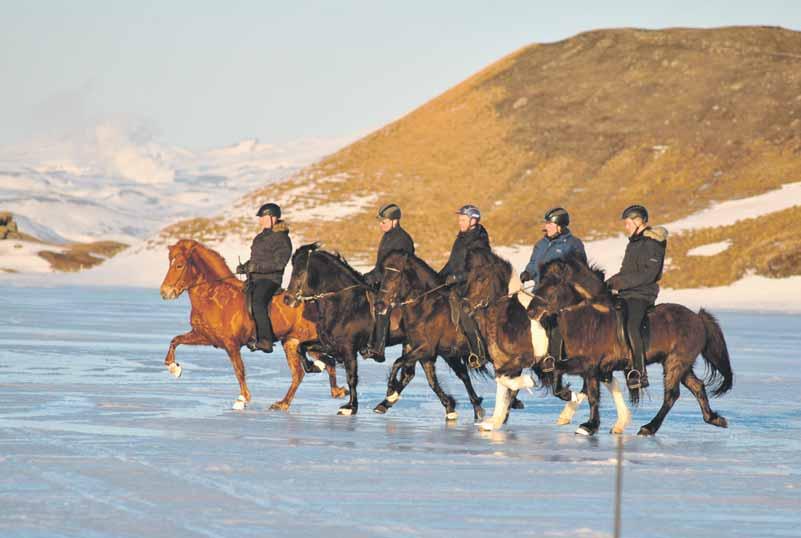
[524,228,587,286]
[248,221,293,284]
[606,226,668,303]
[439,224,491,280]
[364,225,415,286]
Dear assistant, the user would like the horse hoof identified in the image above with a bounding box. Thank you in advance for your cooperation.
[312,359,327,372]
[337,407,354,416]
[474,407,486,421]
[446,411,458,421]
[386,392,400,403]
[373,403,388,414]
[478,420,496,432]
[556,417,572,426]
[331,388,349,399]
[637,426,654,436]
[575,425,595,436]
[510,399,525,410]
[709,415,728,428]
[232,396,247,411]
[270,401,289,411]
[168,363,182,378]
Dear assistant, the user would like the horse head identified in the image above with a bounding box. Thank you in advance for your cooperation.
[464,248,512,305]
[285,242,320,307]
[527,254,608,320]
[161,239,201,300]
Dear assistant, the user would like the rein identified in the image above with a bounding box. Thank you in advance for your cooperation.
[294,250,370,303]
[175,245,239,292]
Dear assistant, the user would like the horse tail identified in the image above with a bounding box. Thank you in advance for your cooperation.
[469,361,493,381]
[699,309,734,397]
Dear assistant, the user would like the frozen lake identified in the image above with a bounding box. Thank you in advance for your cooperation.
[1,286,799,537]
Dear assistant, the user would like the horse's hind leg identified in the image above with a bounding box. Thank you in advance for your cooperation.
[322,356,348,399]
[557,379,587,426]
[225,344,251,410]
[270,339,304,411]
[682,369,728,428]
[443,356,485,421]
[420,358,458,421]
[164,330,209,378]
[638,359,683,435]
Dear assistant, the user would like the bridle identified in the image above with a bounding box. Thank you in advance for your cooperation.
[380,254,450,308]
[293,249,369,303]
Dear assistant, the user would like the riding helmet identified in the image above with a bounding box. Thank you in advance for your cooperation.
[377,203,402,220]
[621,204,649,222]
[256,203,282,218]
[456,204,481,220]
[544,207,570,227]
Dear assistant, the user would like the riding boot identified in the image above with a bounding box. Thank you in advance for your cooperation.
[459,313,487,368]
[547,320,567,363]
[363,312,389,362]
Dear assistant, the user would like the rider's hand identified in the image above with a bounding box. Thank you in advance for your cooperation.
[235,262,248,275]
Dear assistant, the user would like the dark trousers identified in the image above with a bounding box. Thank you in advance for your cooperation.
[624,297,651,373]
[545,316,563,360]
[252,279,279,342]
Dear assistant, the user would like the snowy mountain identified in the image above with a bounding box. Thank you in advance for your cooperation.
[0,123,349,245]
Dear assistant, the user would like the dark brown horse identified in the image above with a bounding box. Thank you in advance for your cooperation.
[285,243,487,419]
[373,251,492,421]
[160,239,347,410]
[526,254,733,436]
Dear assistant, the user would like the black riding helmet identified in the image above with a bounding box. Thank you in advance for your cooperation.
[377,203,402,220]
[544,207,570,227]
[256,203,281,218]
[621,204,648,222]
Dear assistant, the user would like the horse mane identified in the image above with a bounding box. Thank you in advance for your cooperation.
[170,239,240,290]
[387,250,442,289]
[541,253,610,299]
[466,248,513,298]
[300,245,365,285]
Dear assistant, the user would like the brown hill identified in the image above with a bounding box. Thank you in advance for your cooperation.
[160,26,801,286]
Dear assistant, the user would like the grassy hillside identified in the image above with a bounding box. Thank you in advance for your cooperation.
[160,26,801,285]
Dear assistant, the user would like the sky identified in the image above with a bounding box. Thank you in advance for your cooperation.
[1,1,800,150]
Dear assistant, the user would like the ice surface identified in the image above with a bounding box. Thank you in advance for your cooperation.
[1,286,800,537]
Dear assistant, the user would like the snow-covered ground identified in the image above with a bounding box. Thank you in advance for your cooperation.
[1,286,799,537]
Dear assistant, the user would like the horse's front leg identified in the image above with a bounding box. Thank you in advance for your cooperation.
[319,354,348,400]
[556,378,587,425]
[338,347,359,416]
[478,378,513,431]
[576,375,601,436]
[605,375,631,434]
[420,358,458,421]
[443,356,485,421]
[374,350,419,414]
[164,330,210,378]
[224,343,251,410]
[270,339,304,411]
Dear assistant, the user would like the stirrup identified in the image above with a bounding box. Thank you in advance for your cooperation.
[467,352,486,369]
[541,355,556,373]
[626,369,644,390]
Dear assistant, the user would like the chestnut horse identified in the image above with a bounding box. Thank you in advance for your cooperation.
[159,239,347,410]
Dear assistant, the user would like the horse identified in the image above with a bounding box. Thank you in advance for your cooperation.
[284,243,487,420]
[526,254,733,436]
[462,248,634,433]
[159,239,347,410]
[371,251,494,421]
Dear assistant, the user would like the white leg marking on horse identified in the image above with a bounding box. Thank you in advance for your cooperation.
[312,359,327,372]
[575,425,591,436]
[232,395,246,411]
[337,408,353,416]
[529,319,549,358]
[387,391,400,403]
[605,377,631,434]
[556,391,587,425]
[499,374,534,393]
[168,362,182,378]
[479,381,513,431]
[446,411,459,421]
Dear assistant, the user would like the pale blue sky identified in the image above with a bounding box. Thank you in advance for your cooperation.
[1,1,799,149]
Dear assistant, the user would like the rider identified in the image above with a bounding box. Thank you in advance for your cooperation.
[362,203,416,362]
[520,207,586,366]
[236,203,292,353]
[439,204,491,367]
[605,204,668,390]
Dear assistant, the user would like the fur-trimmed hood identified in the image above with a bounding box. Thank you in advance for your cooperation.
[272,220,290,234]
[643,226,668,243]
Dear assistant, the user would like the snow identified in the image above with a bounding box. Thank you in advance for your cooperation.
[686,240,732,257]
[0,239,63,273]
[1,286,799,537]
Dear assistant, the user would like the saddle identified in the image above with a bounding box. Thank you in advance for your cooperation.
[613,297,652,360]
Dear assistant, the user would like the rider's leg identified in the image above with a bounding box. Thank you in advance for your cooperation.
[363,309,390,362]
[253,279,279,353]
[625,297,650,389]
[459,310,486,368]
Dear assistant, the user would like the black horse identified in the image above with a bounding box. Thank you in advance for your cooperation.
[284,243,486,419]
[526,254,733,436]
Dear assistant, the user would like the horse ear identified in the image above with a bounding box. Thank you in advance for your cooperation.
[313,241,323,250]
